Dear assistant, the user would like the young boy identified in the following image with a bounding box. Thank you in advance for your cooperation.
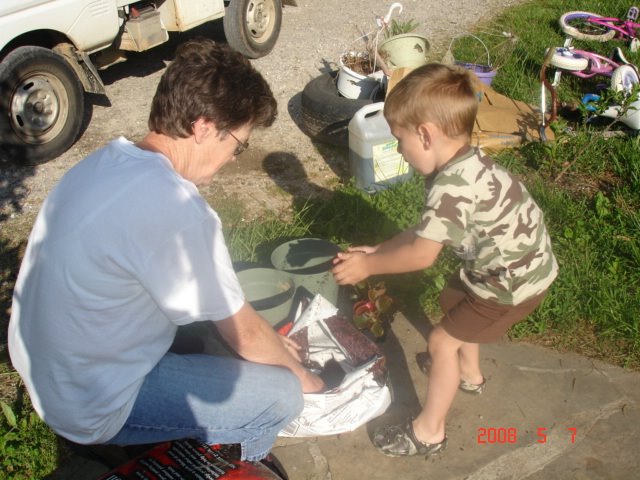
[332,63,558,457]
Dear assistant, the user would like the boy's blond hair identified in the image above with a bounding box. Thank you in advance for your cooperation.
[384,63,479,140]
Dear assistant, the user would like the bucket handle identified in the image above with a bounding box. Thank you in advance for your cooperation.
[344,3,404,75]
[376,2,403,28]
[447,33,492,67]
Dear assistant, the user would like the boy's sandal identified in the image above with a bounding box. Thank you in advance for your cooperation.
[372,417,447,458]
[416,351,487,395]
[459,377,487,395]
[415,351,431,374]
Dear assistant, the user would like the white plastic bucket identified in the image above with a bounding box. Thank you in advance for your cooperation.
[337,53,382,99]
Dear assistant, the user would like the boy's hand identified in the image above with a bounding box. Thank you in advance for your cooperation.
[332,251,369,285]
[346,245,377,254]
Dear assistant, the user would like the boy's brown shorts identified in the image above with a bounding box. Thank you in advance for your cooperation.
[438,275,547,344]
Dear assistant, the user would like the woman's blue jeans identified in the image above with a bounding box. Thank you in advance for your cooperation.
[107,352,304,461]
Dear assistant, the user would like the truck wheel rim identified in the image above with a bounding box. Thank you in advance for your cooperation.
[10,73,68,145]
[246,0,276,43]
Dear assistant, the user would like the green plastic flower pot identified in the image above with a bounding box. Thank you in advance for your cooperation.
[270,238,341,306]
[236,268,295,327]
[378,33,430,69]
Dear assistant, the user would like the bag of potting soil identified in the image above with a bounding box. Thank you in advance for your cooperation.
[97,439,283,479]
[278,294,392,437]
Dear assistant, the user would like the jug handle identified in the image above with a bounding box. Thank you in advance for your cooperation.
[352,102,386,123]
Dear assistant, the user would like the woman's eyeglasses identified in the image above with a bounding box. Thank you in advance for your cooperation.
[226,130,249,156]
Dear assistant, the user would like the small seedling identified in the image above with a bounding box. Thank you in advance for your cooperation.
[351,281,394,338]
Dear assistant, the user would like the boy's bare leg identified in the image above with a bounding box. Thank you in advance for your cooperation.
[412,326,463,444]
[458,342,484,385]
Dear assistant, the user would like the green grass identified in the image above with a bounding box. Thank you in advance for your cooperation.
[2,0,640,476]
[452,0,640,105]
[1,352,62,479]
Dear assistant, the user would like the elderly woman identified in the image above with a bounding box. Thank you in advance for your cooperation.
[8,38,323,463]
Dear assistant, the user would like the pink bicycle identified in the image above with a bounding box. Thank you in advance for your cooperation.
[559,6,640,50]
[548,46,636,80]
[540,46,640,128]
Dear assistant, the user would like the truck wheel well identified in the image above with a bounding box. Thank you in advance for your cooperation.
[1,30,70,62]
[1,30,106,96]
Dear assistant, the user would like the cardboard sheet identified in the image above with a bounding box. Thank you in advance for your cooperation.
[473,82,554,152]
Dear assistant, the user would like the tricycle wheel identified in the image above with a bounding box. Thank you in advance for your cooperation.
[559,11,617,43]
[549,48,589,72]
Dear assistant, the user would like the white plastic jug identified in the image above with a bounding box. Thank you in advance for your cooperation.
[348,103,412,193]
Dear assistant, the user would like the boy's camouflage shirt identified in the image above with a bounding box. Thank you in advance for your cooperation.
[415,148,558,305]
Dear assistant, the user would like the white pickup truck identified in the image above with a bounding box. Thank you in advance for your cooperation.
[0,0,295,163]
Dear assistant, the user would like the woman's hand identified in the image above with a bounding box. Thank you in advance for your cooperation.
[279,335,302,362]
[300,369,326,393]
[279,333,325,392]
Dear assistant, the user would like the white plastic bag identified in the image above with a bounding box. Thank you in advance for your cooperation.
[278,295,392,437]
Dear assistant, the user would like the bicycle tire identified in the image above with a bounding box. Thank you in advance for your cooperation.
[611,64,640,92]
[549,48,589,71]
[559,11,617,42]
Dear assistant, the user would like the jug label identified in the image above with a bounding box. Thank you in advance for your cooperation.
[372,140,409,182]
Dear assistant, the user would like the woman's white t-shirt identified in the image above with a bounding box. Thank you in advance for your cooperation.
[8,138,245,444]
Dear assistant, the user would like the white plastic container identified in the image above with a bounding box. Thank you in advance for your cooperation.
[338,57,375,100]
[337,52,383,100]
[348,103,413,192]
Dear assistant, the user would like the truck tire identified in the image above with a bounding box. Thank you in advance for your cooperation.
[223,0,282,59]
[0,46,84,164]
[301,70,381,147]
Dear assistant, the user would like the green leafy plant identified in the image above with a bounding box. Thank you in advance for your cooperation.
[351,281,395,338]
[1,399,59,479]
[383,18,420,39]
[578,83,640,127]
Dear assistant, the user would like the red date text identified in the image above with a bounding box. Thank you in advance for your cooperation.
[477,427,577,444]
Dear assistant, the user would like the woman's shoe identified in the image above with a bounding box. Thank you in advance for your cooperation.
[372,417,447,458]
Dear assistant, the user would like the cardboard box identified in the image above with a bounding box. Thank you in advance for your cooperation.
[386,67,414,94]
[473,82,554,152]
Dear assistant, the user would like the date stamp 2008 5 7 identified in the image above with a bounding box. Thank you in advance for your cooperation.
[477,427,577,445]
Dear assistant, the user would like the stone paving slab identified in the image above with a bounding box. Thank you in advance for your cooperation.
[271,312,640,479]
